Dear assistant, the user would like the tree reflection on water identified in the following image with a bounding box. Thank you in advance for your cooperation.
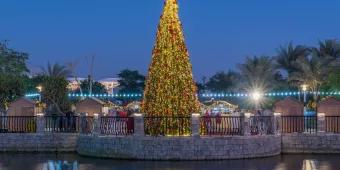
[42,160,78,170]
[0,153,339,170]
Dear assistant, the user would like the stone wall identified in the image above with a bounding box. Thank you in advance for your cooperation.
[3,132,340,159]
[0,133,79,152]
[282,133,340,153]
[77,135,281,160]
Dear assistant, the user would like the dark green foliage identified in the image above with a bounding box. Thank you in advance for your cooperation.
[322,70,340,91]
[0,42,29,112]
[0,75,25,112]
[0,42,29,75]
[118,69,145,93]
[22,75,45,93]
[205,71,240,92]
[41,76,70,114]
[76,81,107,94]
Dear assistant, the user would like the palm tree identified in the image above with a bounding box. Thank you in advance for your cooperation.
[276,43,310,78]
[40,62,72,78]
[205,71,240,92]
[237,56,279,93]
[316,39,340,59]
[289,52,334,100]
[39,62,72,115]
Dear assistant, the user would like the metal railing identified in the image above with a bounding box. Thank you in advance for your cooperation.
[200,116,243,136]
[249,116,274,135]
[325,116,340,133]
[45,116,79,133]
[0,116,37,133]
[144,116,191,136]
[100,117,134,135]
[281,116,317,133]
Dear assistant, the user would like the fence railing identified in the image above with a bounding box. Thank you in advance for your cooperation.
[45,116,79,133]
[100,117,134,135]
[200,116,243,136]
[0,116,36,133]
[250,116,274,135]
[281,116,317,133]
[3,115,338,136]
[325,116,340,133]
[144,116,191,136]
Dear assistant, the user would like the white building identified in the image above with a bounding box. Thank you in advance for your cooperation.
[98,78,120,94]
[67,77,120,94]
[67,77,86,91]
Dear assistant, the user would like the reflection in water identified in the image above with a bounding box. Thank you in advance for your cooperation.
[0,153,340,170]
[42,160,78,170]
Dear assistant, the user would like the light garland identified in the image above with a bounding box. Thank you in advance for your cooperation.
[24,91,340,99]
[25,93,40,97]
[67,93,142,98]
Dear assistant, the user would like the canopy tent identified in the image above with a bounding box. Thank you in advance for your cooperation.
[105,101,123,110]
[125,101,141,113]
[199,103,209,113]
[203,100,238,115]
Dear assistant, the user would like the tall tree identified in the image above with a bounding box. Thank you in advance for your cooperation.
[39,62,71,114]
[205,71,240,92]
[142,0,199,135]
[322,70,340,92]
[118,69,145,94]
[41,76,70,115]
[0,42,29,112]
[237,56,279,93]
[0,75,25,112]
[289,52,334,100]
[316,39,340,59]
[276,43,310,78]
[40,62,71,78]
[0,42,29,75]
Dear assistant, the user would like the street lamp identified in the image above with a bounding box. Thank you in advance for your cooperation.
[301,84,308,104]
[301,84,308,113]
[36,85,42,102]
[251,91,261,101]
[251,91,262,110]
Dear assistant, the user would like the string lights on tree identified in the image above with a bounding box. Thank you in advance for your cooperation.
[141,0,200,135]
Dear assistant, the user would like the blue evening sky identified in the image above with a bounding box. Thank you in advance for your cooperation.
[0,0,339,80]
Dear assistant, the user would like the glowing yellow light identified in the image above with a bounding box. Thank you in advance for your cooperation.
[301,84,308,92]
[36,85,43,92]
[251,91,262,101]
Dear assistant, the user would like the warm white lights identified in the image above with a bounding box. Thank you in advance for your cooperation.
[251,91,262,101]
[301,84,308,92]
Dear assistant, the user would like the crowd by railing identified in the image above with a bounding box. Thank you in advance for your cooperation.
[2,114,340,136]
[250,116,274,135]
[45,116,80,133]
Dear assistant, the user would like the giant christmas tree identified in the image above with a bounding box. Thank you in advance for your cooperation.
[142,0,199,134]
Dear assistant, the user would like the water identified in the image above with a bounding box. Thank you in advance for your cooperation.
[0,153,339,170]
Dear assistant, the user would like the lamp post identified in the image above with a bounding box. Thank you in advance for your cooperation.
[251,91,262,111]
[36,85,42,102]
[301,84,308,113]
